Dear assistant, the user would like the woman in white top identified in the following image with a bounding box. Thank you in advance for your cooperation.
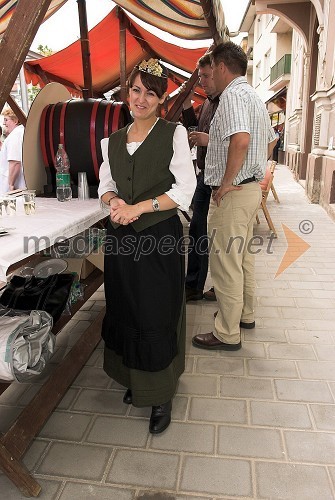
[98,59,196,434]
[0,109,26,195]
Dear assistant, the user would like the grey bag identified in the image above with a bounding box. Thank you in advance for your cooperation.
[0,309,54,382]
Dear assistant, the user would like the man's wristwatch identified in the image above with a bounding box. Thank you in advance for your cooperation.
[152,197,160,212]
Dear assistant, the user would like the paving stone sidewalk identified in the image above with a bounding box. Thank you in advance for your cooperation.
[1,164,335,499]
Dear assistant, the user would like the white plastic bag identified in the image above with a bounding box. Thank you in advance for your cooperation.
[0,309,54,382]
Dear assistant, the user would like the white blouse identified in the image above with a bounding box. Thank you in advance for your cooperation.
[98,121,196,211]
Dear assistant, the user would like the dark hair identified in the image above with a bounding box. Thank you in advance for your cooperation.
[127,65,168,98]
[197,54,211,68]
[210,42,247,76]
[0,125,2,136]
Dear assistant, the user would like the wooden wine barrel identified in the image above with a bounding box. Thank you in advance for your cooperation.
[40,99,131,190]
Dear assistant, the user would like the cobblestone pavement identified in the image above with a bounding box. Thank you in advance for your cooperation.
[1,165,335,499]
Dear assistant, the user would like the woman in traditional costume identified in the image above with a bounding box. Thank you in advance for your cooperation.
[98,59,196,433]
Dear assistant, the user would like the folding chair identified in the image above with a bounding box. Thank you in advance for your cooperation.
[269,161,280,203]
[256,161,277,237]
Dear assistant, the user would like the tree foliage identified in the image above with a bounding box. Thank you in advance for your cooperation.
[37,44,54,57]
[27,44,54,104]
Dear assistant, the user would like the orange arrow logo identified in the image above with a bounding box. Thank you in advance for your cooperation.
[275,224,311,278]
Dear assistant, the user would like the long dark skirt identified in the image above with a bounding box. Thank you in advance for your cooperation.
[102,215,186,407]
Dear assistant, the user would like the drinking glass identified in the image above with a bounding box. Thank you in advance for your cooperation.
[78,172,89,200]
[23,190,36,215]
[188,126,198,159]
[4,196,16,216]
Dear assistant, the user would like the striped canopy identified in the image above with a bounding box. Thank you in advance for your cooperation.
[24,7,209,98]
[0,0,225,40]
[113,0,225,39]
[0,0,67,35]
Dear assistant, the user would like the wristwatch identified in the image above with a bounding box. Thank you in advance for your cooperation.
[152,197,160,212]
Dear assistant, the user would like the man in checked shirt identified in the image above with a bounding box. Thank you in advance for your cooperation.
[192,42,277,351]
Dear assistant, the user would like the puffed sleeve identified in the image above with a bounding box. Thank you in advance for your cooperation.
[98,137,118,199]
[165,124,197,210]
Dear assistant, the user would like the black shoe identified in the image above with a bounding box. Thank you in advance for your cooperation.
[240,320,255,329]
[203,287,216,301]
[213,310,255,329]
[123,389,132,404]
[185,287,203,302]
[149,401,172,434]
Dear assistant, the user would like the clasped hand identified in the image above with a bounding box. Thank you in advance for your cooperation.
[110,201,141,225]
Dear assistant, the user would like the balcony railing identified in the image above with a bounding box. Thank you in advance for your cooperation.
[270,54,291,85]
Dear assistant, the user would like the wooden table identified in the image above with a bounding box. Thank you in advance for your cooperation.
[0,198,107,496]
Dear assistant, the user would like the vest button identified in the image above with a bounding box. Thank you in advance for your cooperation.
[127,176,131,181]
[129,159,132,163]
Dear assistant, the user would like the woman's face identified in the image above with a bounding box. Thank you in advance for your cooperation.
[129,74,165,121]
[3,116,18,136]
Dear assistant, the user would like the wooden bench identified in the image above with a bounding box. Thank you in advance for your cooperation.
[0,258,105,496]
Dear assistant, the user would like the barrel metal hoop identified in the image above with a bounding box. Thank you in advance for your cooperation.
[90,100,102,181]
[48,104,56,167]
[112,103,121,133]
[104,102,112,137]
[59,101,70,146]
[40,106,49,168]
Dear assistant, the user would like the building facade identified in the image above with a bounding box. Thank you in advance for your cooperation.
[239,0,335,220]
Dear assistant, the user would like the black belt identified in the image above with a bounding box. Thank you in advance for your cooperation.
[211,176,256,190]
[239,176,256,185]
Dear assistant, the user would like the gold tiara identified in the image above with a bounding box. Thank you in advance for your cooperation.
[137,58,168,78]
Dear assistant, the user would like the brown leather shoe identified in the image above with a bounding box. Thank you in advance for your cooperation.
[192,332,241,350]
[213,310,255,329]
[203,287,216,301]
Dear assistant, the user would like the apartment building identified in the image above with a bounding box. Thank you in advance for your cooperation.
[238,0,335,221]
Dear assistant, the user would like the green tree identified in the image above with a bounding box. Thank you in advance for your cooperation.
[27,44,54,105]
[37,44,54,57]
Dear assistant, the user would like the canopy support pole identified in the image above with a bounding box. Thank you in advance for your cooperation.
[77,0,93,99]
[117,7,127,103]
[199,0,223,45]
[29,63,51,86]
[165,69,200,122]
[0,0,52,112]
[6,95,27,126]
[125,16,156,57]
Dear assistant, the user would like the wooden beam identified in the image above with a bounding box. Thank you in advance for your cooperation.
[0,0,52,112]
[31,63,50,85]
[77,0,93,99]
[0,442,41,497]
[167,70,186,87]
[125,15,156,57]
[117,7,127,103]
[25,63,84,96]
[43,72,83,94]
[165,69,200,122]
[199,0,223,45]
[6,95,27,126]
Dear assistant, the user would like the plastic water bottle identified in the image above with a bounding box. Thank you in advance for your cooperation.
[55,144,72,202]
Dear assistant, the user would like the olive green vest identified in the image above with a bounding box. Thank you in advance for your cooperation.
[108,118,178,232]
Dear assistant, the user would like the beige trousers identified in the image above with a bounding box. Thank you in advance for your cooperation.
[208,182,262,344]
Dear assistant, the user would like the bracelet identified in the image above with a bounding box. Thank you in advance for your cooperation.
[152,197,160,212]
[106,194,118,205]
